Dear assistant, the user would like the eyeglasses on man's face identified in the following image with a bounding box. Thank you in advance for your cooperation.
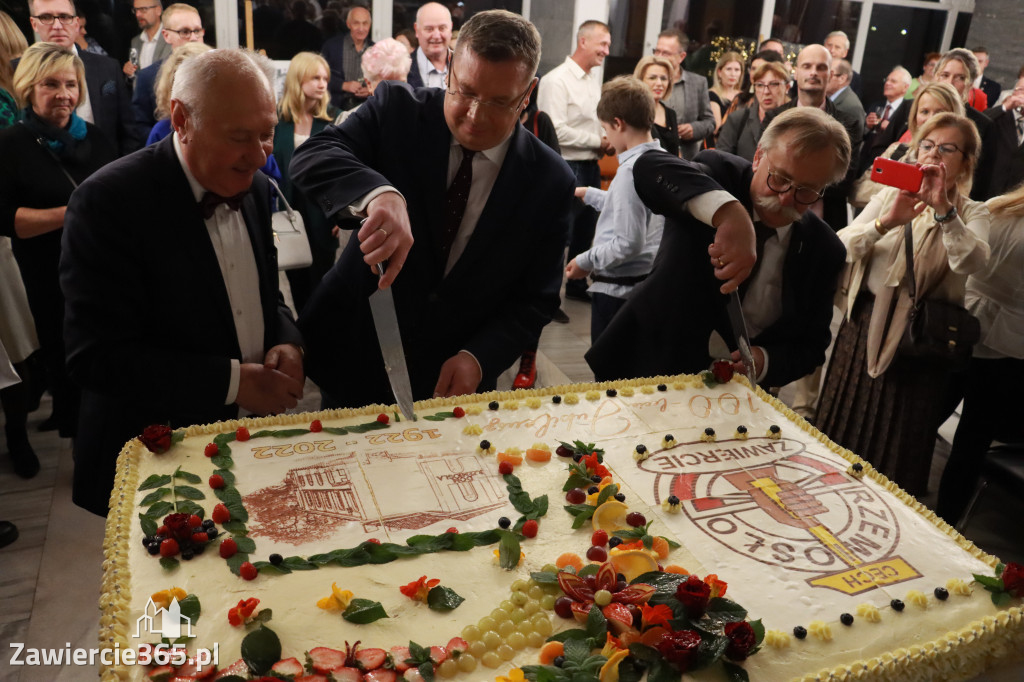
[445,51,532,117]
[166,27,205,38]
[917,139,964,157]
[32,13,77,25]
[132,4,160,13]
[765,161,824,204]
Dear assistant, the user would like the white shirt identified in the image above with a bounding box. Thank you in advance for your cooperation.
[415,47,447,89]
[173,133,265,405]
[443,136,512,274]
[137,25,161,69]
[70,45,94,125]
[536,56,603,161]
[743,216,792,339]
[881,97,903,120]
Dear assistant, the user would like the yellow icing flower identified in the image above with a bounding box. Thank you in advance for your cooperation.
[808,620,832,641]
[150,587,187,610]
[525,397,542,409]
[585,390,600,401]
[856,603,882,623]
[619,387,635,397]
[734,427,749,440]
[465,405,483,416]
[463,424,483,436]
[640,385,655,394]
[496,668,525,682]
[503,401,520,410]
[477,443,496,455]
[563,393,579,404]
[662,435,676,448]
[699,429,716,443]
[906,590,928,609]
[946,578,972,596]
[316,583,353,612]
[766,425,782,440]
[661,498,681,514]
[764,630,791,648]
[505,447,523,458]
[530,442,551,452]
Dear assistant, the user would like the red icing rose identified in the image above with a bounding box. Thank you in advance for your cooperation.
[656,629,701,671]
[1002,562,1024,598]
[724,621,756,661]
[162,513,194,542]
[674,574,711,618]
[139,425,173,454]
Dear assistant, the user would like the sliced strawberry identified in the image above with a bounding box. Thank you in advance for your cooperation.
[212,659,247,680]
[388,646,411,672]
[308,647,348,674]
[602,602,636,635]
[271,657,305,677]
[170,676,197,682]
[445,637,468,658]
[294,676,331,682]
[429,646,447,666]
[355,647,388,671]
[175,656,215,679]
[365,670,398,682]
[331,668,364,682]
[148,666,176,682]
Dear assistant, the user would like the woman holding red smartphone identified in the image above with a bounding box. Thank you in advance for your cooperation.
[817,112,991,497]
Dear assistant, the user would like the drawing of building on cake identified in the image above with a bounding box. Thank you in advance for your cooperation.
[287,460,364,521]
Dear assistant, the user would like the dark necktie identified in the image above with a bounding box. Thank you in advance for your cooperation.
[881,103,892,122]
[741,221,774,298]
[199,191,247,220]
[441,147,476,261]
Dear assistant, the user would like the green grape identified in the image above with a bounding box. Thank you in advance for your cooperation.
[477,616,497,633]
[497,620,515,637]
[526,631,545,648]
[497,644,516,661]
[528,585,545,600]
[515,619,533,635]
[468,640,487,658]
[541,563,558,573]
[523,600,540,615]
[457,654,478,673]
[533,615,554,636]
[461,625,482,642]
[490,608,510,622]
[593,589,612,606]
[499,599,516,612]
[482,630,502,650]
[510,591,529,606]
[506,632,527,650]
[509,607,528,623]
[540,594,557,610]
[510,579,529,592]
[437,659,459,678]
[481,652,502,668]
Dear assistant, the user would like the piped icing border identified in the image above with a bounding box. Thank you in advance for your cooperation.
[100,373,1024,681]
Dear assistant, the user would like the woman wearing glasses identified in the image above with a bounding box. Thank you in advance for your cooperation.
[716,61,789,162]
[818,112,991,497]
[0,43,115,441]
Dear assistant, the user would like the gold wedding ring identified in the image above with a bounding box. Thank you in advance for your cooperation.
[377,227,388,239]
[716,257,725,268]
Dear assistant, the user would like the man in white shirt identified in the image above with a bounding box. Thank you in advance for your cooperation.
[407,2,452,88]
[61,49,304,517]
[537,19,611,301]
[123,0,171,79]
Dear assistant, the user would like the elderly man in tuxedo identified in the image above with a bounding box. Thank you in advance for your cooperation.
[292,10,575,409]
[61,49,304,517]
[587,108,850,388]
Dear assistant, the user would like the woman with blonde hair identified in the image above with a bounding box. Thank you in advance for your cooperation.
[275,51,337,313]
[850,81,964,208]
[936,182,1024,523]
[144,42,213,144]
[709,51,744,137]
[818,113,991,497]
[633,55,678,156]
[0,10,28,127]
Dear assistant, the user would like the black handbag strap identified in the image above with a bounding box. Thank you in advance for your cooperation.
[902,222,917,305]
[32,135,79,191]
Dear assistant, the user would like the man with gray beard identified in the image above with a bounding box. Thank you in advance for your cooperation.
[587,108,850,390]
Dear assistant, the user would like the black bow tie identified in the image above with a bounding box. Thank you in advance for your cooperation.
[199,190,247,219]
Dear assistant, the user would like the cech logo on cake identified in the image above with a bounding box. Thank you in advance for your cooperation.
[642,437,921,595]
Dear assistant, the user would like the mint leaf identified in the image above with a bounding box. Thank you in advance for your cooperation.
[178,594,201,625]
[233,536,256,553]
[342,599,389,624]
[321,427,349,435]
[147,501,174,518]
[159,556,179,571]
[722,660,750,682]
[138,474,172,491]
[175,485,205,500]
[175,500,204,517]
[241,625,281,675]
[213,469,236,486]
[140,488,169,506]
[139,514,158,537]
[498,530,521,570]
[427,585,465,612]
[174,470,202,484]
[211,454,233,469]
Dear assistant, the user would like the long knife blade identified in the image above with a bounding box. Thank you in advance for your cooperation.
[368,262,415,420]
[726,290,758,389]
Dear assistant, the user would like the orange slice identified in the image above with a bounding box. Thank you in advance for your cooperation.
[497,451,523,466]
[599,649,630,682]
[609,549,659,582]
[525,448,551,462]
[538,641,564,665]
[555,553,584,571]
[591,500,629,532]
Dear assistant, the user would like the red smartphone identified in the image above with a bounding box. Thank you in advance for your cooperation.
[872,157,923,193]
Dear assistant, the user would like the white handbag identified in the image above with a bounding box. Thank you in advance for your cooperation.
[267,178,313,271]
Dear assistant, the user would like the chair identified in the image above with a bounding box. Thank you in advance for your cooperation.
[598,153,619,191]
[956,443,1024,531]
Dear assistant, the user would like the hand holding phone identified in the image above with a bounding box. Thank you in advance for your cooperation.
[872,157,923,193]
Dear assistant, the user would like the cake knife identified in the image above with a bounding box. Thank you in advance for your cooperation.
[726,290,758,389]
[369,261,415,421]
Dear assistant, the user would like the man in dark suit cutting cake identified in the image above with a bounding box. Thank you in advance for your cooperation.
[61,49,304,516]
[292,10,577,408]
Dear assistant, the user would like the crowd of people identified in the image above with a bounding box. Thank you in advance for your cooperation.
[0,4,1022,551]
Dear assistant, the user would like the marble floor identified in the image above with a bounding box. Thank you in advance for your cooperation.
[0,295,1021,682]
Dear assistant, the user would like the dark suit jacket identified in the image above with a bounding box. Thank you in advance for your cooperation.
[291,83,574,408]
[858,98,909,174]
[406,47,436,89]
[979,105,1024,198]
[131,58,161,135]
[967,105,998,201]
[662,69,715,160]
[715,102,762,161]
[79,49,141,155]
[979,75,1002,110]
[833,87,867,130]
[586,150,846,388]
[61,136,302,516]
